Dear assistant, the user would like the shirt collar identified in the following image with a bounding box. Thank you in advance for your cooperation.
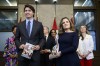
[46,34,48,38]
[26,18,34,23]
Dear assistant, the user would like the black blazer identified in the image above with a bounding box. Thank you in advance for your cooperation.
[43,36,55,50]
[41,36,56,66]
[15,20,44,61]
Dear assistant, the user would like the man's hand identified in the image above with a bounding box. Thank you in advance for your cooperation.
[40,49,51,54]
[33,45,40,50]
[19,44,25,49]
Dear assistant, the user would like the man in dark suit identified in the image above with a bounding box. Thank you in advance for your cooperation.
[15,4,44,66]
[40,26,55,66]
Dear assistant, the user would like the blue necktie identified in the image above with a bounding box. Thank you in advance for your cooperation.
[27,21,31,36]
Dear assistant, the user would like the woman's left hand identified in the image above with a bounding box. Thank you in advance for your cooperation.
[83,51,91,58]
[56,51,61,58]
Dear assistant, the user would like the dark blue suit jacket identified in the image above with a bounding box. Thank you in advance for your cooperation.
[15,20,44,62]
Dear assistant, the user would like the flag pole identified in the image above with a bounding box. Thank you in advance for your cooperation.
[35,1,38,21]
[54,1,56,19]
[54,1,58,34]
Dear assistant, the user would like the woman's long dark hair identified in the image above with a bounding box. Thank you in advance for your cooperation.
[79,25,90,40]
[49,29,57,37]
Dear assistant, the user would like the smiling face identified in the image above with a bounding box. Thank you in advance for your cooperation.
[62,18,71,30]
[80,25,87,33]
[24,7,34,19]
[51,30,56,38]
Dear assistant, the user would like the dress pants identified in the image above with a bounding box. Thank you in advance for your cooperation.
[80,58,93,66]
[18,57,40,66]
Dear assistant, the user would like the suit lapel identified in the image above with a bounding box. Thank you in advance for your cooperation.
[22,20,29,38]
[45,36,51,48]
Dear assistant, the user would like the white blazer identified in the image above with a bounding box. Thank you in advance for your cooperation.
[77,34,94,60]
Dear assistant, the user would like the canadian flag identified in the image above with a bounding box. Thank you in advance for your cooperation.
[52,17,58,30]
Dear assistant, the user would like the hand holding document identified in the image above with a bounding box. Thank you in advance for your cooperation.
[40,49,51,54]
[49,44,61,59]
[21,42,35,59]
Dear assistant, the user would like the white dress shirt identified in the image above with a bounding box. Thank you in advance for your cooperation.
[45,35,48,41]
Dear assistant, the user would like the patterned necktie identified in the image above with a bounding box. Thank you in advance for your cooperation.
[27,21,31,36]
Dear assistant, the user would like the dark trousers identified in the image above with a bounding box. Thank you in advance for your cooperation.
[41,54,53,66]
[18,57,40,66]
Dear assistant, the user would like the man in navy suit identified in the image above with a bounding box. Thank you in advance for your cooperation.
[15,4,44,66]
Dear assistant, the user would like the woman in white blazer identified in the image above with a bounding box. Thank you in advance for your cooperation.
[77,25,94,66]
